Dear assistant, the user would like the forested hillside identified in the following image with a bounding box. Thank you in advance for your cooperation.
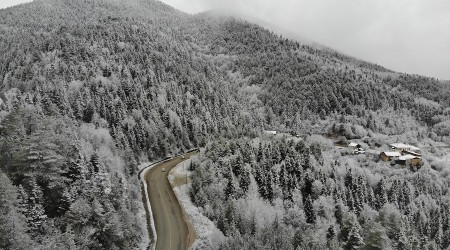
[190,138,450,249]
[0,0,449,249]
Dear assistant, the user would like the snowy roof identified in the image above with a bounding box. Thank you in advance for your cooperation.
[399,155,421,161]
[404,150,422,156]
[390,143,420,151]
[390,143,409,148]
[348,142,360,147]
[382,151,402,157]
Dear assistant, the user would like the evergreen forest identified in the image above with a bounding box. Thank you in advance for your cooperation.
[0,0,449,249]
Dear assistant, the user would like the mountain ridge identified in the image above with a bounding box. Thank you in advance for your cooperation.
[0,0,449,249]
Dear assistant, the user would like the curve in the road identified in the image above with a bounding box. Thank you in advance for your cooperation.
[143,151,197,250]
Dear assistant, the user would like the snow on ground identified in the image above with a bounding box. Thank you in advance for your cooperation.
[138,161,158,250]
[168,158,225,250]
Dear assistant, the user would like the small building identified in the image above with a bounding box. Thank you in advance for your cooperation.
[379,151,401,161]
[352,148,365,155]
[348,142,362,149]
[349,142,364,154]
[264,130,277,135]
[390,143,421,155]
[398,155,422,167]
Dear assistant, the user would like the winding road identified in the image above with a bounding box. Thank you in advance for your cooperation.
[143,151,197,250]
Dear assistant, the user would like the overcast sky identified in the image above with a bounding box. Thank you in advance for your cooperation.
[2,0,449,80]
[0,0,32,9]
[162,0,450,80]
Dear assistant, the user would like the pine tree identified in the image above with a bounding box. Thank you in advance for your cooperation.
[279,163,291,201]
[293,229,304,250]
[225,178,236,200]
[266,171,274,202]
[327,224,337,249]
[90,153,100,173]
[25,177,48,238]
[216,212,226,235]
[363,222,392,250]
[301,147,311,170]
[367,187,376,208]
[344,168,353,189]
[238,168,250,194]
[335,201,344,226]
[345,223,364,250]
[249,213,256,235]
[376,178,388,209]
[397,228,410,250]
[0,173,33,249]
[232,153,243,177]
[436,225,444,249]
[304,195,316,224]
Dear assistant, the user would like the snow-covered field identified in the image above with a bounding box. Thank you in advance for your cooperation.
[168,158,225,250]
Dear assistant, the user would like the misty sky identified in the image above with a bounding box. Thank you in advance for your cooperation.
[162,0,450,80]
[0,0,31,10]
[2,0,449,80]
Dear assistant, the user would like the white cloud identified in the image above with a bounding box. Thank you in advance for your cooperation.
[0,0,32,9]
[161,0,450,80]
[2,0,449,79]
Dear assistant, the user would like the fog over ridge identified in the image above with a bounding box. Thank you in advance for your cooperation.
[162,0,450,80]
[1,0,449,80]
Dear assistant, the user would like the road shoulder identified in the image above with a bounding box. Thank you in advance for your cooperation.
[168,158,225,249]
[139,162,160,250]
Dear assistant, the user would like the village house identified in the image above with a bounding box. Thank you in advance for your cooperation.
[379,151,401,161]
[390,143,421,155]
[348,142,365,154]
[348,142,362,149]
[398,154,422,167]
[264,130,277,135]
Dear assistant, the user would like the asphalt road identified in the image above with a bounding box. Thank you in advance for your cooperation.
[144,151,197,250]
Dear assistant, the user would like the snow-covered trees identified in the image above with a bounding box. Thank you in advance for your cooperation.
[191,137,450,249]
[344,222,364,250]
[0,0,449,248]
[0,172,33,249]
[0,108,146,248]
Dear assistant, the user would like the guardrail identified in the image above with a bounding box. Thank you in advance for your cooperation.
[139,148,198,250]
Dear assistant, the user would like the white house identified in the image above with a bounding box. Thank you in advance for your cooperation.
[348,142,362,148]
[390,143,421,155]
[264,130,277,135]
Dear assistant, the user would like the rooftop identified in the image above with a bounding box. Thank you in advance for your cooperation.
[399,155,421,161]
[382,151,402,157]
[390,143,420,151]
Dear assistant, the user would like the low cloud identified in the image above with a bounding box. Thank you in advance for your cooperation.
[0,0,32,9]
[163,0,450,80]
[2,0,449,80]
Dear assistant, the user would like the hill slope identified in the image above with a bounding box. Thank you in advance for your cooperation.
[0,0,449,248]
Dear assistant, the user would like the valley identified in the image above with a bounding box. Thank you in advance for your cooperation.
[0,0,449,249]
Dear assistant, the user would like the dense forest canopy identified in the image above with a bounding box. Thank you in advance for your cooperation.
[0,0,449,249]
[190,137,450,249]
